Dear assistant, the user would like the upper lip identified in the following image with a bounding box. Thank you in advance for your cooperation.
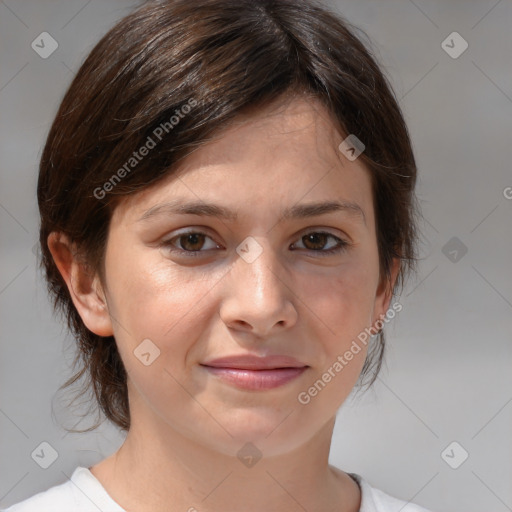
[201,355,308,370]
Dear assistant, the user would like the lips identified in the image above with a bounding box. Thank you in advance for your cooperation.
[200,355,309,390]
[201,354,307,370]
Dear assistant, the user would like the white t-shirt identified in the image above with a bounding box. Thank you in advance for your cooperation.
[1,466,433,512]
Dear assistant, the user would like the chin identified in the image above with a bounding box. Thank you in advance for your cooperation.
[201,410,314,458]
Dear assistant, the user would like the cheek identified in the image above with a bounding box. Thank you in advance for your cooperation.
[299,256,379,340]
[294,262,377,409]
[103,246,222,356]
[104,259,221,414]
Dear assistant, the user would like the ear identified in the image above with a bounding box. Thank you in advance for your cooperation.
[47,232,114,337]
[371,257,401,331]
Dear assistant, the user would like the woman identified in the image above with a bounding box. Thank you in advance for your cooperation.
[3,0,431,510]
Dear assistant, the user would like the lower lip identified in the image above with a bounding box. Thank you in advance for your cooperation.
[201,366,308,390]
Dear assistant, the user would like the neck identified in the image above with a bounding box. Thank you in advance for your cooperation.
[91,391,360,512]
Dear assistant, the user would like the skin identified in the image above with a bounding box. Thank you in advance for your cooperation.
[49,94,399,512]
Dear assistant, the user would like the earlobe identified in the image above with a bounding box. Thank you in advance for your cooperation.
[47,232,114,337]
[371,257,401,331]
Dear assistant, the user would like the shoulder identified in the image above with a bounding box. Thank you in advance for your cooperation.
[349,473,435,512]
[1,477,77,512]
[0,467,125,512]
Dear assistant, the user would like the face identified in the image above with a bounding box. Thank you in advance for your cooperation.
[69,95,396,457]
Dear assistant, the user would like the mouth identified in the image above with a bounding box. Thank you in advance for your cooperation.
[200,355,309,390]
[200,365,308,390]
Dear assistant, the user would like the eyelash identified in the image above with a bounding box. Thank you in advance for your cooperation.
[160,230,350,258]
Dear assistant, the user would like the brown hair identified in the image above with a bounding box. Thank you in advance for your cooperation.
[38,0,419,432]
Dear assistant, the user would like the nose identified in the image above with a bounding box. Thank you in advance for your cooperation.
[218,240,298,338]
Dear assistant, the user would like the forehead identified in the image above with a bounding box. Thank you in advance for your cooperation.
[194,95,345,166]
[113,95,374,225]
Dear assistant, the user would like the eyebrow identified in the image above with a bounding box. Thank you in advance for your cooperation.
[137,198,366,226]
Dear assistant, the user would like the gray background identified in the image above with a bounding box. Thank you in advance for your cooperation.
[1,0,511,510]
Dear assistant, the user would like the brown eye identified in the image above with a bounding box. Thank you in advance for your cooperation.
[178,233,206,251]
[292,231,349,255]
[302,233,329,250]
[161,231,219,256]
